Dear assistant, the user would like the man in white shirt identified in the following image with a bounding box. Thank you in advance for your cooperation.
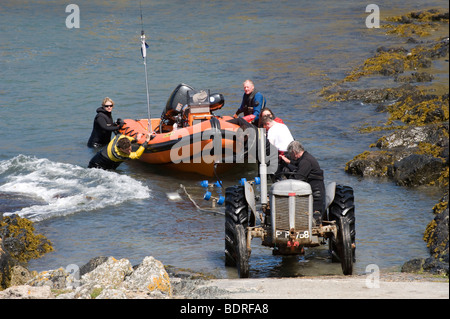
[261,115,294,153]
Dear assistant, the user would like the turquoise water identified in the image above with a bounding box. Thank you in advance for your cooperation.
[1,0,447,278]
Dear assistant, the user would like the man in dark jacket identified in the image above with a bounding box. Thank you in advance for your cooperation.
[279,140,326,221]
[87,97,123,148]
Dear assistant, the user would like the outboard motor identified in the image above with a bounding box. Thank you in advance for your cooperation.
[161,83,225,128]
[162,83,194,123]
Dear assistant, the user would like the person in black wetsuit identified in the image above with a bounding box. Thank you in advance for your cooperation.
[279,140,326,222]
[88,133,151,170]
[87,97,124,148]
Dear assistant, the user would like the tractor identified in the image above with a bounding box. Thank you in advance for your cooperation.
[224,128,355,278]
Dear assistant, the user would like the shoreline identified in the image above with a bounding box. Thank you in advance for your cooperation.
[0,257,448,299]
[320,8,449,276]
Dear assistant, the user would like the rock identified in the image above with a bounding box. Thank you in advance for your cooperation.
[423,192,449,275]
[401,258,425,273]
[395,72,434,83]
[376,124,448,150]
[423,256,449,276]
[55,291,76,299]
[120,256,172,297]
[22,255,173,298]
[390,154,447,187]
[79,256,108,277]
[0,215,54,264]
[72,282,103,299]
[0,238,13,289]
[325,10,449,278]
[345,149,413,178]
[3,255,174,299]
[81,256,133,289]
[346,123,448,187]
[322,84,416,104]
[1,215,54,289]
[28,267,74,290]
[96,288,127,299]
[403,192,449,276]
[0,285,54,299]
[9,265,35,287]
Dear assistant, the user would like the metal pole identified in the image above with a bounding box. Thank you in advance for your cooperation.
[141,31,152,133]
[258,128,268,205]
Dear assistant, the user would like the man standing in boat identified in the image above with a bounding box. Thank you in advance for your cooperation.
[233,79,266,125]
[88,133,151,170]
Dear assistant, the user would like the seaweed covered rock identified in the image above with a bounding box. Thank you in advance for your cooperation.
[9,265,36,287]
[423,192,449,275]
[0,238,11,290]
[345,149,403,178]
[395,72,434,83]
[385,9,449,37]
[376,123,448,150]
[403,192,449,276]
[0,215,54,263]
[342,83,449,187]
[321,36,449,85]
[321,8,448,276]
[390,154,446,187]
[0,215,53,290]
[386,91,449,126]
[346,122,449,187]
[323,84,416,104]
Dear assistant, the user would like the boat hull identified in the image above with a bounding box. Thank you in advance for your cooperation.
[119,116,256,176]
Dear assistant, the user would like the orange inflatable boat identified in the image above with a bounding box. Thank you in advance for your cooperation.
[119,84,257,176]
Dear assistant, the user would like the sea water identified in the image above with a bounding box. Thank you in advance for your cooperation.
[1,0,447,278]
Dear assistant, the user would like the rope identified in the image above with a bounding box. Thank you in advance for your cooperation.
[179,184,224,216]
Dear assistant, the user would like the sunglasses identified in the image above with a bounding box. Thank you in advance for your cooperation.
[104,105,114,108]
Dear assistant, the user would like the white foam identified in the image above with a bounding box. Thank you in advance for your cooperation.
[0,155,151,221]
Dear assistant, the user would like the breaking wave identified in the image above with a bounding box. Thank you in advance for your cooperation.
[0,155,151,221]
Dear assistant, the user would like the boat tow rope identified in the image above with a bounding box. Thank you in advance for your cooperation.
[179,184,225,216]
[139,1,152,133]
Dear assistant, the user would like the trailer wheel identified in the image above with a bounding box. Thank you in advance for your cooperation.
[328,185,355,275]
[224,185,250,277]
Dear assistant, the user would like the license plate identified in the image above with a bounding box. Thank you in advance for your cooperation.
[275,230,310,239]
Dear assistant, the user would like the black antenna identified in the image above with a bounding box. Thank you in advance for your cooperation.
[140,0,144,35]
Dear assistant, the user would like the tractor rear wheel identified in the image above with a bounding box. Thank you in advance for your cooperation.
[328,185,355,275]
[224,185,250,278]
[336,216,353,275]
